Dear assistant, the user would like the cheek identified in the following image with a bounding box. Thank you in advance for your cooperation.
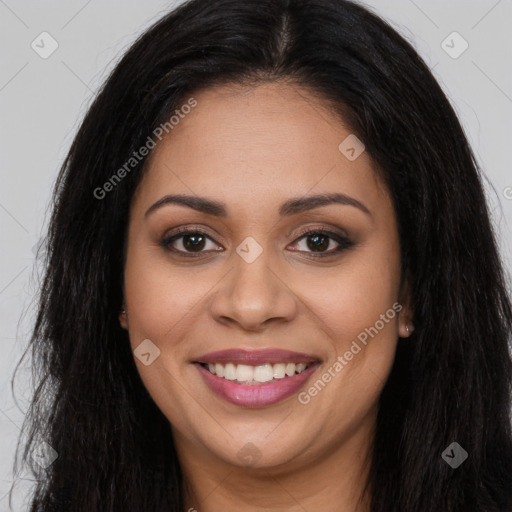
[123,245,207,342]
[295,246,401,396]
[122,247,201,420]
[303,258,399,339]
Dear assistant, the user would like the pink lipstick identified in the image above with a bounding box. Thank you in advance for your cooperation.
[194,349,321,408]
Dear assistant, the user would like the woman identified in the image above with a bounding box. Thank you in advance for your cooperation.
[13,0,512,510]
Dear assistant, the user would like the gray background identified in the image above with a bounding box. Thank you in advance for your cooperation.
[1,0,511,509]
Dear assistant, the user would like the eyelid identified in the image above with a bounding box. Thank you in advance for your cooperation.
[292,223,349,241]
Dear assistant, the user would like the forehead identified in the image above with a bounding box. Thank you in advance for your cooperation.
[135,81,390,218]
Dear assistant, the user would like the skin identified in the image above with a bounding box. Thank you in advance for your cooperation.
[120,81,414,512]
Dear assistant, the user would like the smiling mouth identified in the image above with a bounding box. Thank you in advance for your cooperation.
[197,361,318,385]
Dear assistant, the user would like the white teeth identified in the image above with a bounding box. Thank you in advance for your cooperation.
[215,363,225,378]
[285,363,296,376]
[296,363,307,373]
[203,361,312,383]
[224,363,237,380]
[254,364,274,382]
[273,363,286,379]
[235,364,254,382]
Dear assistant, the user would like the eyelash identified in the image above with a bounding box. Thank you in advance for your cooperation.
[160,226,354,259]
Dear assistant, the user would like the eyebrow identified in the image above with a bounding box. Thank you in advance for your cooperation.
[144,192,371,219]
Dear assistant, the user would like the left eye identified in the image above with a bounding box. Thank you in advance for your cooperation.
[290,229,353,256]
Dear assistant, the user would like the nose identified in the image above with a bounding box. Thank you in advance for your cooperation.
[210,248,298,332]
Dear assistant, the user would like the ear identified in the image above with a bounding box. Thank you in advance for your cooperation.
[397,276,414,338]
[119,305,128,330]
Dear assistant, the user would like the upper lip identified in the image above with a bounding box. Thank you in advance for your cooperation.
[194,348,321,366]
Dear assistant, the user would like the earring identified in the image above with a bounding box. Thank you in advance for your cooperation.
[405,324,409,335]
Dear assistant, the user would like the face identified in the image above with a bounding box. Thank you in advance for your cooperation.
[120,82,412,474]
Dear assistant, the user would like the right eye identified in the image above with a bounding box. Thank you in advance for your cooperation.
[161,228,224,257]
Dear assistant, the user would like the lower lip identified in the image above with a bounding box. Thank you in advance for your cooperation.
[195,363,320,408]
